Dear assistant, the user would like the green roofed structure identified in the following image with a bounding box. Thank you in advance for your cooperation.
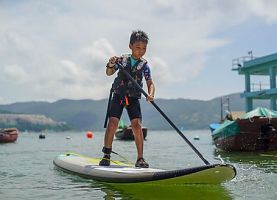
[212,107,277,139]
[232,52,277,112]
[210,106,277,151]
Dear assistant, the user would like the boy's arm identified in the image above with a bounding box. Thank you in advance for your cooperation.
[146,79,155,102]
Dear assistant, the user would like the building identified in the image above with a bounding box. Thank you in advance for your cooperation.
[232,52,277,112]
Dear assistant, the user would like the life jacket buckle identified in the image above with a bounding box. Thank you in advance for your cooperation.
[119,96,129,106]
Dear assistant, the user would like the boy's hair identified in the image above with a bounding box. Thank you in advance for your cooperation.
[129,30,149,45]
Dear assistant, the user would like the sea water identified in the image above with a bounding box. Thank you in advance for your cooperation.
[0,130,276,200]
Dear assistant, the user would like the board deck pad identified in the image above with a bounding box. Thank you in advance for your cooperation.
[53,153,236,184]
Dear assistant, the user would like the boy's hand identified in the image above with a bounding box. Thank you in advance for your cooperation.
[108,56,118,68]
[146,94,154,102]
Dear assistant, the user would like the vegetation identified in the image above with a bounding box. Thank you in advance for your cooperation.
[0,93,271,131]
[0,113,72,132]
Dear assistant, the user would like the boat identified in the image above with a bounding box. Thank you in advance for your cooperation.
[115,120,147,140]
[115,126,147,140]
[209,123,221,133]
[39,134,46,139]
[210,107,277,151]
[53,153,236,184]
[0,128,19,143]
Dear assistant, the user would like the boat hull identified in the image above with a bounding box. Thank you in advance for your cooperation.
[0,128,19,143]
[115,127,147,140]
[213,117,277,151]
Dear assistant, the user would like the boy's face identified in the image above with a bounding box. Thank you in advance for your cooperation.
[129,41,147,59]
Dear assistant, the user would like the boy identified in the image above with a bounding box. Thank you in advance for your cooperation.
[100,30,155,168]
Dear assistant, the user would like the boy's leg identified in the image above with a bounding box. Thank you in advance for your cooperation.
[127,98,149,168]
[99,117,119,166]
[104,117,119,148]
[131,118,144,159]
[131,118,149,168]
[100,94,123,166]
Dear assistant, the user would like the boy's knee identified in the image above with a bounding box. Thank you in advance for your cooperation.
[108,117,119,129]
[131,119,141,129]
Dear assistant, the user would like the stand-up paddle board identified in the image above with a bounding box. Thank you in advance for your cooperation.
[53,153,236,184]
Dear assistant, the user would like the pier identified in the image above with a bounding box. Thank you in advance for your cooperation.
[232,53,277,111]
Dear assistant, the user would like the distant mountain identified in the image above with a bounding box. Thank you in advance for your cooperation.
[0,99,107,131]
[0,93,270,130]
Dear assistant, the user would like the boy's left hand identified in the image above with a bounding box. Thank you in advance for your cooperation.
[146,94,154,102]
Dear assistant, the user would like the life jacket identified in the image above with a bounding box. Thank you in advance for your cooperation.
[112,54,147,99]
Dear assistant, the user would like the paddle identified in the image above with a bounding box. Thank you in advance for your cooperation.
[116,62,210,165]
[104,88,113,128]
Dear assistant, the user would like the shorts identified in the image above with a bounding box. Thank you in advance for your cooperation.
[109,94,142,121]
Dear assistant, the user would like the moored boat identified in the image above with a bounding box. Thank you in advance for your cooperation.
[210,107,277,151]
[39,134,46,139]
[115,126,147,140]
[209,123,221,133]
[0,128,19,143]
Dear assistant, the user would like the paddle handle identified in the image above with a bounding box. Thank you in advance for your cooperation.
[116,62,210,165]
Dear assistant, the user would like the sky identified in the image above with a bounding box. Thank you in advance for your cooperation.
[1,0,277,104]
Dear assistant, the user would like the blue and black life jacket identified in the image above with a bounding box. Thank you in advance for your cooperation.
[112,54,147,99]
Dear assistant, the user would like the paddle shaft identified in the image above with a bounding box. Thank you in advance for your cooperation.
[104,88,113,128]
[116,62,210,165]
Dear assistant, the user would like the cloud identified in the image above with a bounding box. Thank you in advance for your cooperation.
[150,57,174,84]
[82,38,116,70]
[0,0,276,103]
[248,0,277,24]
[27,38,116,101]
[1,64,29,84]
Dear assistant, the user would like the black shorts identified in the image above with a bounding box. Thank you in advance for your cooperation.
[109,94,142,121]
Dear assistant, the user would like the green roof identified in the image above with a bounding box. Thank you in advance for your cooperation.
[212,107,277,139]
[240,107,277,119]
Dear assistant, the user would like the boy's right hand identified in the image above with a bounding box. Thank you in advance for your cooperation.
[107,56,118,68]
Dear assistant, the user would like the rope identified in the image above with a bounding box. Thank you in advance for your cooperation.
[111,150,134,165]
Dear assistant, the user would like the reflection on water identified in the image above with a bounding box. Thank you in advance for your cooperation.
[214,150,277,173]
[56,168,232,200]
[105,182,232,200]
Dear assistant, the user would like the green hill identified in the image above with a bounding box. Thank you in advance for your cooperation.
[0,93,270,130]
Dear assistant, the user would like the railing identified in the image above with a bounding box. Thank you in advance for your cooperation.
[250,82,270,91]
[232,56,256,70]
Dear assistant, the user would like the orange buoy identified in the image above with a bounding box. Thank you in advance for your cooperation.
[86,131,93,139]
